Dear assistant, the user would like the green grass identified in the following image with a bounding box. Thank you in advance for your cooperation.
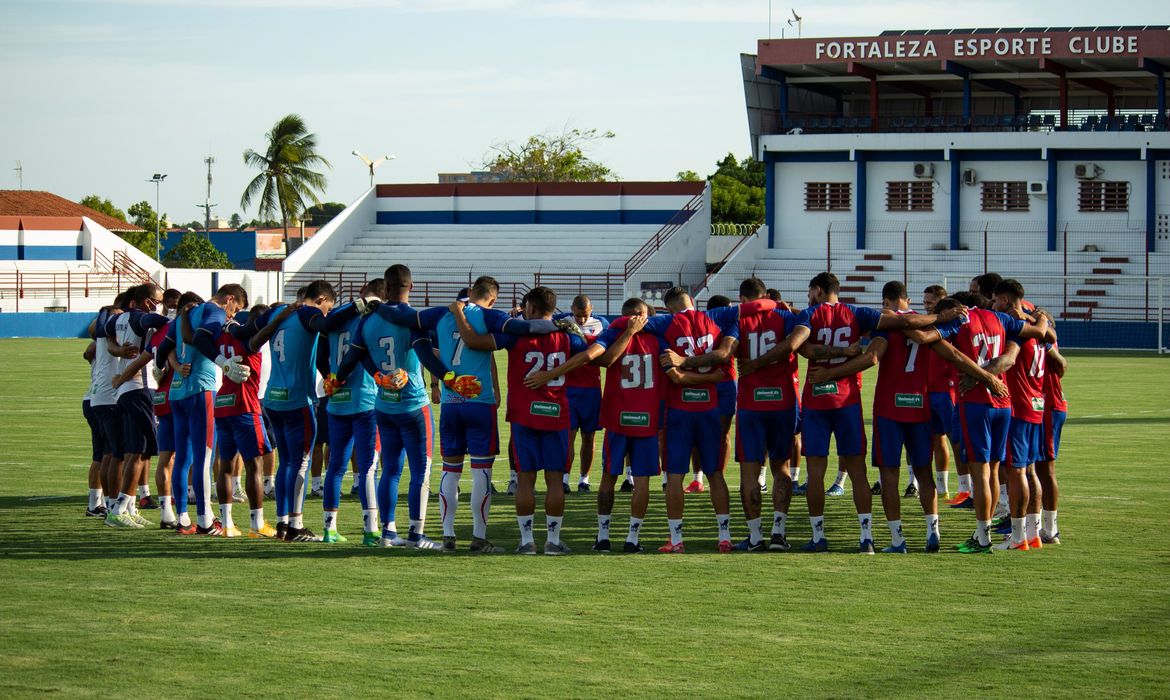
[1,339,1168,697]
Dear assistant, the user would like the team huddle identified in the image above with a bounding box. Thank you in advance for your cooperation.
[80,266,1067,555]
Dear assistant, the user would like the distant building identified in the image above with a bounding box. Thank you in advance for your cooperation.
[438,169,508,184]
[0,190,145,235]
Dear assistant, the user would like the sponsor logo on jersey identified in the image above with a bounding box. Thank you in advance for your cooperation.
[378,388,402,402]
[812,380,838,396]
[331,388,352,403]
[530,401,561,417]
[215,394,237,408]
[682,388,710,403]
[152,392,167,405]
[267,387,289,402]
[754,387,783,402]
[895,393,924,409]
[1031,396,1045,411]
[620,411,651,427]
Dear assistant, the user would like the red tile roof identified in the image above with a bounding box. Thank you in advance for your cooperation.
[0,190,144,232]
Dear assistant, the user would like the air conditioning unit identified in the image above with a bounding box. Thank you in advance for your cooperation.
[1028,180,1048,195]
[962,169,978,186]
[1075,163,1102,179]
[913,162,935,178]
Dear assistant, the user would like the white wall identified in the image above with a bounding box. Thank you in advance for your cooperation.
[774,161,854,250]
[282,188,378,277]
[160,269,283,307]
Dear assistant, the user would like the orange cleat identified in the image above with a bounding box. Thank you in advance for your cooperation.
[946,491,972,506]
[658,542,685,554]
[1027,536,1043,550]
[683,480,705,494]
[717,540,733,553]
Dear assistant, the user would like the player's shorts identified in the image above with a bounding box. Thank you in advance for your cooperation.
[82,399,103,462]
[267,405,317,468]
[1042,409,1067,462]
[215,413,272,461]
[957,402,1011,464]
[663,407,723,475]
[603,431,659,477]
[93,403,123,458]
[156,413,175,454]
[929,392,956,438]
[439,402,499,464]
[117,389,158,457]
[716,380,737,418]
[315,397,330,446]
[566,386,601,433]
[800,403,867,457]
[375,406,433,475]
[511,424,569,472]
[871,416,932,469]
[1006,418,1042,468]
[735,407,798,464]
[261,408,276,452]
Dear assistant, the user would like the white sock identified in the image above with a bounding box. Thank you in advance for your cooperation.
[312,476,323,491]
[324,510,338,532]
[276,513,288,525]
[562,473,570,487]
[887,519,905,547]
[231,475,241,494]
[791,466,801,483]
[1025,513,1040,540]
[747,517,762,544]
[905,465,917,487]
[936,470,949,494]
[858,513,874,543]
[264,476,275,489]
[771,511,787,536]
[116,492,134,515]
[178,511,192,527]
[160,495,175,522]
[440,470,460,537]
[597,515,611,542]
[1010,517,1025,544]
[470,468,492,539]
[832,470,848,488]
[1041,509,1058,537]
[250,508,263,531]
[546,515,563,545]
[959,474,971,493]
[976,519,991,546]
[627,517,643,544]
[197,510,213,529]
[661,472,668,486]
[517,514,534,545]
[998,484,1008,507]
[578,475,590,486]
[137,484,150,498]
[694,472,705,486]
[668,518,684,545]
[757,471,766,490]
[290,513,303,529]
[219,503,233,530]
[925,513,940,539]
[104,496,114,510]
[408,518,424,539]
[364,509,379,534]
[716,514,731,542]
[88,488,101,509]
[128,500,139,517]
[810,515,825,542]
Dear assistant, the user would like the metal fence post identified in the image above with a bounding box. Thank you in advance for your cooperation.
[1063,224,1068,320]
[1159,276,1164,354]
[826,223,832,272]
[902,224,908,285]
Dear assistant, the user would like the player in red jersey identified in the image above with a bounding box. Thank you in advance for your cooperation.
[742,272,961,553]
[1038,335,1068,545]
[560,295,607,494]
[923,285,967,506]
[495,287,590,555]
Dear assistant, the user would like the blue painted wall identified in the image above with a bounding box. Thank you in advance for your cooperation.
[160,231,258,269]
[0,312,96,338]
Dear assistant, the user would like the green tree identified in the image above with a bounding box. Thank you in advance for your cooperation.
[79,195,127,223]
[675,170,701,182]
[712,153,765,189]
[303,202,346,226]
[241,113,331,251]
[228,213,243,229]
[120,200,170,259]
[182,220,205,231]
[163,233,232,269]
[482,127,616,182]
[710,173,764,225]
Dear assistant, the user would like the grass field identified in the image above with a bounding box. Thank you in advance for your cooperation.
[1,339,1168,697]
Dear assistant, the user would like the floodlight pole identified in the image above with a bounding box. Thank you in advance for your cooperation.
[147,173,167,261]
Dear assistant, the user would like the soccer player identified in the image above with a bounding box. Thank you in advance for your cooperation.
[969,272,1003,300]
[151,291,203,528]
[90,294,139,519]
[560,294,607,494]
[684,295,738,496]
[920,293,1049,554]
[741,272,961,553]
[495,287,590,554]
[923,284,966,506]
[1038,336,1067,545]
[156,283,252,535]
[81,341,106,517]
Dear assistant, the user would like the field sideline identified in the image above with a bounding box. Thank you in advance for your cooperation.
[1,339,1167,697]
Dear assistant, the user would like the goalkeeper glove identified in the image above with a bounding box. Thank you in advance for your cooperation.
[443,372,483,399]
[553,317,586,341]
[215,354,251,384]
[355,297,381,316]
[374,368,409,391]
[322,373,342,396]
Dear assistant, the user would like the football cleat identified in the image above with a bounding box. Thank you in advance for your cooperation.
[760,483,768,494]
[592,538,611,553]
[946,491,971,506]
[733,538,766,552]
[406,535,442,550]
[623,541,644,554]
[515,542,537,555]
[577,482,591,494]
[657,542,685,554]
[939,492,951,502]
[683,480,705,494]
[924,533,940,553]
[881,541,908,554]
[544,541,572,555]
[992,517,1012,535]
[322,530,348,543]
[717,539,733,553]
[361,532,381,547]
[506,480,518,496]
[801,538,829,553]
[993,537,1030,551]
[175,522,198,535]
[288,528,321,542]
[562,482,570,494]
[197,520,224,536]
[956,536,992,554]
[619,479,634,493]
[948,494,974,509]
[349,483,360,496]
[791,483,808,496]
[992,501,1010,520]
[221,525,243,538]
[1040,530,1061,545]
[442,536,457,553]
[309,486,324,499]
[105,512,141,529]
[903,484,918,498]
[1027,537,1043,550]
[231,490,246,504]
[248,523,277,538]
[137,495,159,510]
[859,539,876,554]
[129,512,152,528]
[263,483,275,497]
[85,505,109,518]
[159,519,180,531]
[870,480,882,495]
[768,533,791,552]
[470,537,504,554]
[380,533,408,547]
[826,484,846,496]
[275,522,288,540]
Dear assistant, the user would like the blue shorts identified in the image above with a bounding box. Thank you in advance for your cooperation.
[156,413,175,453]
[1043,409,1067,462]
[929,392,956,438]
[663,407,722,475]
[315,397,330,446]
[440,402,499,467]
[735,408,797,464]
[82,400,103,462]
[93,403,123,458]
[872,416,932,469]
[603,431,659,477]
[511,424,569,472]
[717,381,737,418]
[958,402,1011,464]
[801,403,867,457]
[118,390,158,457]
[1007,418,1042,468]
[375,407,433,475]
[215,413,272,461]
[567,386,601,433]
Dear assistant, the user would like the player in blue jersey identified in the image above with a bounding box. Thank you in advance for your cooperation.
[154,283,252,535]
[252,280,367,542]
[372,275,579,553]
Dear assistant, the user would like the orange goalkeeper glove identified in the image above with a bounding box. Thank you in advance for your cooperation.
[322,373,342,396]
[374,368,409,391]
[443,373,483,399]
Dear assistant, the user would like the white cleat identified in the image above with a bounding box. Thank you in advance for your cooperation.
[405,535,442,550]
[992,502,1009,520]
[380,533,409,547]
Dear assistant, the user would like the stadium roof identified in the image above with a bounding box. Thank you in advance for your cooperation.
[0,190,143,232]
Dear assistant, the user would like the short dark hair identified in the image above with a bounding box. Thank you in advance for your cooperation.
[524,286,557,316]
[162,288,181,306]
[471,275,499,300]
[706,295,731,310]
[881,280,907,302]
[621,297,649,315]
[993,278,1026,301]
[215,283,249,308]
[250,303,270,317]
[935,297,962,314]
[809,272,840,295]
[571,295,591,311]
[739,277,767,300]
[972,272,1003,299]
[295,286,308,302]
[383,264,412,290]
[361,278,387,299]
[303,280,335,303]
[766,288,782,302]
[177,291,204,307]
[923,284,947,297]
[133,283,163,307]
[952,291,990,309]
[115,288,135,310]
[662,286,689,307]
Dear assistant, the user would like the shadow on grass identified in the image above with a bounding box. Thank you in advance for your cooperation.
[1067,415,1170,426]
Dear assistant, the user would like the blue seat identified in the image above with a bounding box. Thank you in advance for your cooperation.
[1042,114,1055,127]
[1028,114,1042,127]
[832,117,846,130]
[890,116,905,129]
[858,116,873,130]
[845,116,859,130]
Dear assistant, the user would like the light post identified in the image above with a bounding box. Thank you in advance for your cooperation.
[352,150,395,188]
[147,173,167,261]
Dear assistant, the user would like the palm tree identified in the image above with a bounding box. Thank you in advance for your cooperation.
[241,114,331,252]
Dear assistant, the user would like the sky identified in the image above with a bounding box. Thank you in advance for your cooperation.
[0,0,1166,225]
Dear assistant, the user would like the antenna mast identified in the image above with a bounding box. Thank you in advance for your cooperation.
[199,155,218,232]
